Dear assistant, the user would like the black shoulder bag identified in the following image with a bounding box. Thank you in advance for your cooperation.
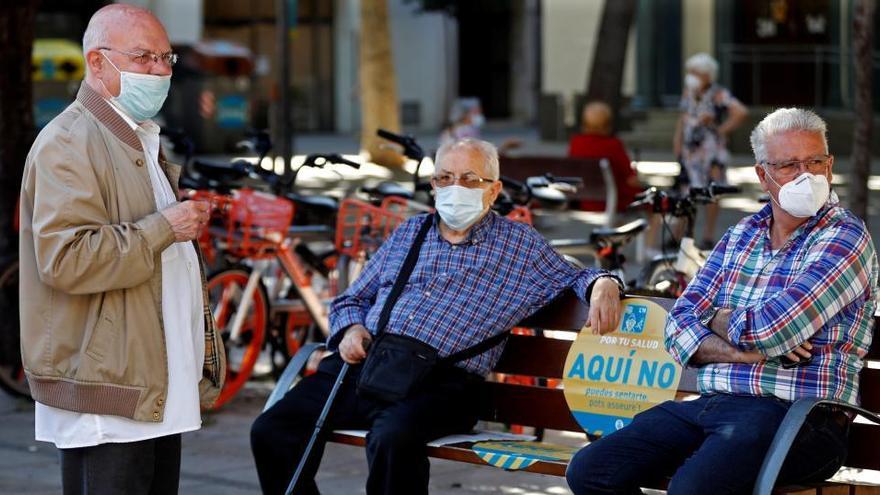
[356,216,509,403]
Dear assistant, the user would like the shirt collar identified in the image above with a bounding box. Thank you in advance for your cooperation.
[433,210,496,245]
[752,191,841,238]
[75,82,143,151]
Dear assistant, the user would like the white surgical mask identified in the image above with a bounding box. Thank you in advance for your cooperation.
[102,53,171,122]
[470,113,485,128]
[435,185,486,231]
[765,171,830,218]
[684,74,702,92]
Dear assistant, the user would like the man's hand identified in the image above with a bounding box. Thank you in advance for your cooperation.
[588,277,622,335]
[339,324,372,364]
[783,341,813,364]
[161,201,210,242]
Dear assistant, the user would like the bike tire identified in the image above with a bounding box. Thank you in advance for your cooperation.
[0,259,29,399]
[640,262,688,298]
[206,267,270,410]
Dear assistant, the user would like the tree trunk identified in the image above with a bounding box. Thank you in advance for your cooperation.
[848,0,875,221]
[359,0,405,168]
[0,2,38,258]
[585,0,637,132]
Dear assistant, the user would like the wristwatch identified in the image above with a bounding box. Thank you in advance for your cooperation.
[700,307,719,328]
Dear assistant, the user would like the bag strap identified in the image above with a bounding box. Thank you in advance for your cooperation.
[374,215,434,335]
[441,330,509,365]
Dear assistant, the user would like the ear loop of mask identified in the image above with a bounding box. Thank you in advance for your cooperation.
[98,51,121,96]
[762,165,786,210]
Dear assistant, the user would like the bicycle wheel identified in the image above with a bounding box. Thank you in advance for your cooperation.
[0,259,29,399]
[641,262,688,298]
[206,267,269,410]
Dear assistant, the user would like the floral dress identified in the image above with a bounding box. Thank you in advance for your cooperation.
[679,84,740,188]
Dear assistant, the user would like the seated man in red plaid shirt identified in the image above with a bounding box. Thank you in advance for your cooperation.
[567,108,879,494]
[251,138,624,495]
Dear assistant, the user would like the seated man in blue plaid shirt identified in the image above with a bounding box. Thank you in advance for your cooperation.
[251,138,624,495]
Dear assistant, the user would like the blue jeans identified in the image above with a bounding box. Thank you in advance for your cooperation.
[566,394,849,495]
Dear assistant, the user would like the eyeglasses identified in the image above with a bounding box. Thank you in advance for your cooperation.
[99,47,179,67]
[431,172,496,189]
[762,154,831,179]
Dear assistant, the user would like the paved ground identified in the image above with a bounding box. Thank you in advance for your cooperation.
[2,126,880,494]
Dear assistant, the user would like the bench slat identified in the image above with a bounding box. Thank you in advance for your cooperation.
[327,432,569,476]
[844,422,880,471]
[493,334,572,378]
[478,382,583,432]
[859,367,880,413]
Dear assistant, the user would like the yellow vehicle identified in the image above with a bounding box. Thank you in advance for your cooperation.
[33,39,84,128]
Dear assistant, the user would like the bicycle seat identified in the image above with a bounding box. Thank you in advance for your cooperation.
[193,158,249,182]
[589,218,648,246]
[286,192,339,212]
[361,182,414,200]
[530,186,568,209]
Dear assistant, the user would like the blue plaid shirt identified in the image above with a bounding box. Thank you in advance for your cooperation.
[329,212,612,375]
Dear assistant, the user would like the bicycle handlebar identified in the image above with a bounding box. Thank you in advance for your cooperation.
[627,182,741,212]
[376,128,426,162]
[688,183,742,201]
[302,153,361,170]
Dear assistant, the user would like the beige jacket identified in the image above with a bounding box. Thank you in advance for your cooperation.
[19,82,225,422]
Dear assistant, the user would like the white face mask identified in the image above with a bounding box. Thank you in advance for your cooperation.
[765,171,830,218]
[435,185,486,231]
[470,113,485,128]
[102,53,171,122]
[684,73,702,92]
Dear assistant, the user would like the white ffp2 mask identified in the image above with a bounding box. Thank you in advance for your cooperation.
[766,172,830,218]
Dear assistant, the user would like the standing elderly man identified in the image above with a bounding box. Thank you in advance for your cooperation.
[251,138,624,495]
[566,108,878,494]
[19,5,225,493]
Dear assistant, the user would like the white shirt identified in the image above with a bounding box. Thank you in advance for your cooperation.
[35,102,206,448]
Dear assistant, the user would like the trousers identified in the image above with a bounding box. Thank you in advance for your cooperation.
[251,354,483,495]
[59,433,182,495]
[566,394,849,495]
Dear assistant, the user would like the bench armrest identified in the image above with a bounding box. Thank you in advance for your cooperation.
[753,397,880,495]
[263,342,327,412]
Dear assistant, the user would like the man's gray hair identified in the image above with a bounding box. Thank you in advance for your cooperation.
[82,4,158,67]
[435,138,500,180]
[749,108,828,163]
[685,52,718,82]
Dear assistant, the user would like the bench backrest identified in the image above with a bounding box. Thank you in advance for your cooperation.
[485,291,880,471]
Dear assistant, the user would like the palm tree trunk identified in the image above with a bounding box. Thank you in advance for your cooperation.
[848,0,875,221]
[359,0,405,167]
[585,0,637,133]
[0,1,39,258]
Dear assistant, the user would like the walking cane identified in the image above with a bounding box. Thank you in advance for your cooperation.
[286,339,370,495]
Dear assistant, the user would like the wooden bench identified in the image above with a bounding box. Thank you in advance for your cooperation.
[499,156,617,226]
[265,293,880,494]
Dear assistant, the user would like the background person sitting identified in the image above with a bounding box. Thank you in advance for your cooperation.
[568,101,643,213]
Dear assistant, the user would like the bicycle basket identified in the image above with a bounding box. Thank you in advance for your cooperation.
[228,189,295,250]
[335,198,406,258]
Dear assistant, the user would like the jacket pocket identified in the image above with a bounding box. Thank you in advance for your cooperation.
[85,311,115,362]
